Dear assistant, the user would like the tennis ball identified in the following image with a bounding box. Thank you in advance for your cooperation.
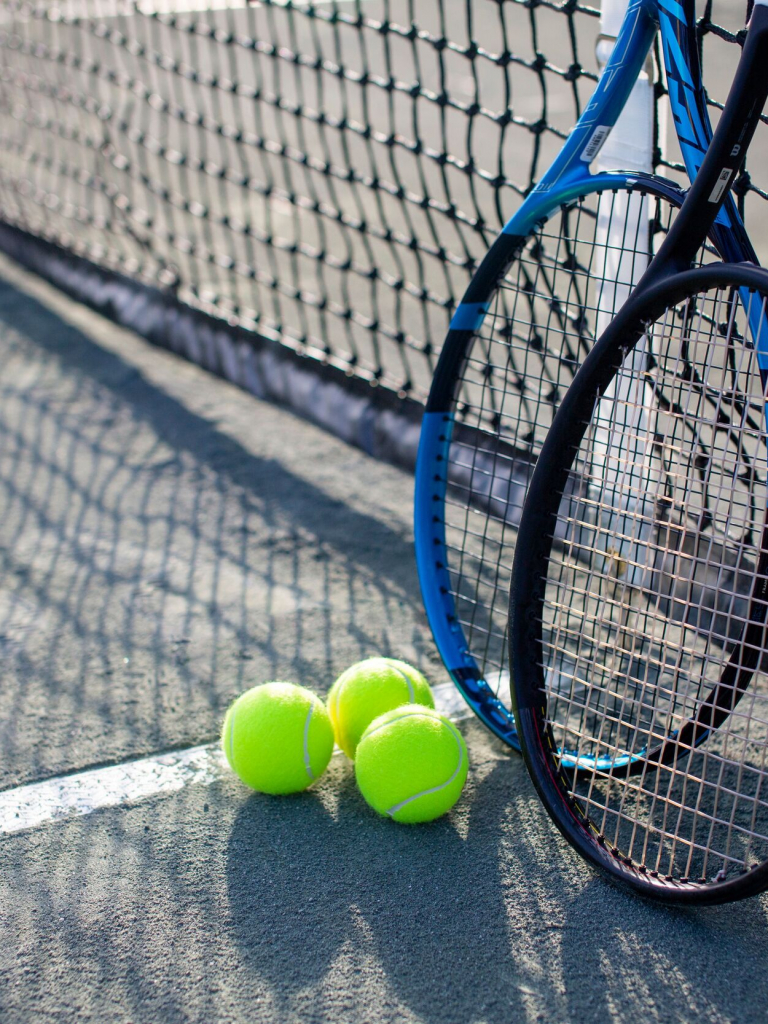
[327,657,434,758]
[354,705,469,823]
[221,682,334,794]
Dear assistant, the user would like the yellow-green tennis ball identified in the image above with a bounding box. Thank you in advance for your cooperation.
[327,657,434,758]
[354,705,469,823]
[221,682,334,794]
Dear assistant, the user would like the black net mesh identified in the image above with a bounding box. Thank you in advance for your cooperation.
[0,2,762,405]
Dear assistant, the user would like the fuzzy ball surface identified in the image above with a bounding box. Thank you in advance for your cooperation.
[327,657,434,758]
[354,704,469,823]
[221,682,334,794]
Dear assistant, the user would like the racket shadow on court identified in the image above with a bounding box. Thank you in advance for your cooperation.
[557,873,768,1022]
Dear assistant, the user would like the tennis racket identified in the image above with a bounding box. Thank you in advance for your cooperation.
[510,0,768,903]
[414,0,757,746]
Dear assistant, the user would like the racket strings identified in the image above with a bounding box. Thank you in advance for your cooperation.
[442,186,690,699]
[540,283,768,883]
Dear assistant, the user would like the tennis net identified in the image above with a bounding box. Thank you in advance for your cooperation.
[0,1,760,462]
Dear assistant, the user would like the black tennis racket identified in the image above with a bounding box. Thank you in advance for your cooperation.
[510,1,768,903]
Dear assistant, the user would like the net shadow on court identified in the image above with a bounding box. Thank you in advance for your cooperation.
[0,272,430,790]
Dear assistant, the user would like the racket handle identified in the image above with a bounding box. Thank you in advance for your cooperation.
[643,3,768,283]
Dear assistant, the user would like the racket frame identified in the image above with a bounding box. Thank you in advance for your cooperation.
[416,0,755,745]
[509,0,768,902]
[510,262,768,904]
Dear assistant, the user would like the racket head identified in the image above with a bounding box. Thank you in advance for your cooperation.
[510,261,768,904]
[415,173,698,747]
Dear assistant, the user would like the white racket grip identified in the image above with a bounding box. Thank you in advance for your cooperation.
[596,0,654,176]
[592,0,654,333]
[600,0,631,36]
[592,1,657,557]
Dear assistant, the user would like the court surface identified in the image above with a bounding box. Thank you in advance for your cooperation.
[2,254,768,1024]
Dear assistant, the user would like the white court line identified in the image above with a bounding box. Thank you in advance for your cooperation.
[0,744,225,837]
[0,682,473,837]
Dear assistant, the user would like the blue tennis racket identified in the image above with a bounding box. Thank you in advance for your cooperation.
[415,0,758,746]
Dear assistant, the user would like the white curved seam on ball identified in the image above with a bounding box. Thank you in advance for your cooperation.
[386,722,464,816]
[303,703,316,780]
[389,660,415,702]
[334,678,349,752]
[362,708,433,740]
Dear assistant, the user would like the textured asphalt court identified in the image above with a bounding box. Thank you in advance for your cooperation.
[1,254,768,1024]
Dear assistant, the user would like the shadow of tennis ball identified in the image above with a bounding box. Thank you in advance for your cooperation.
[225,728,573,1024]
[347,757,531,1024]
[225,777,353,1000]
